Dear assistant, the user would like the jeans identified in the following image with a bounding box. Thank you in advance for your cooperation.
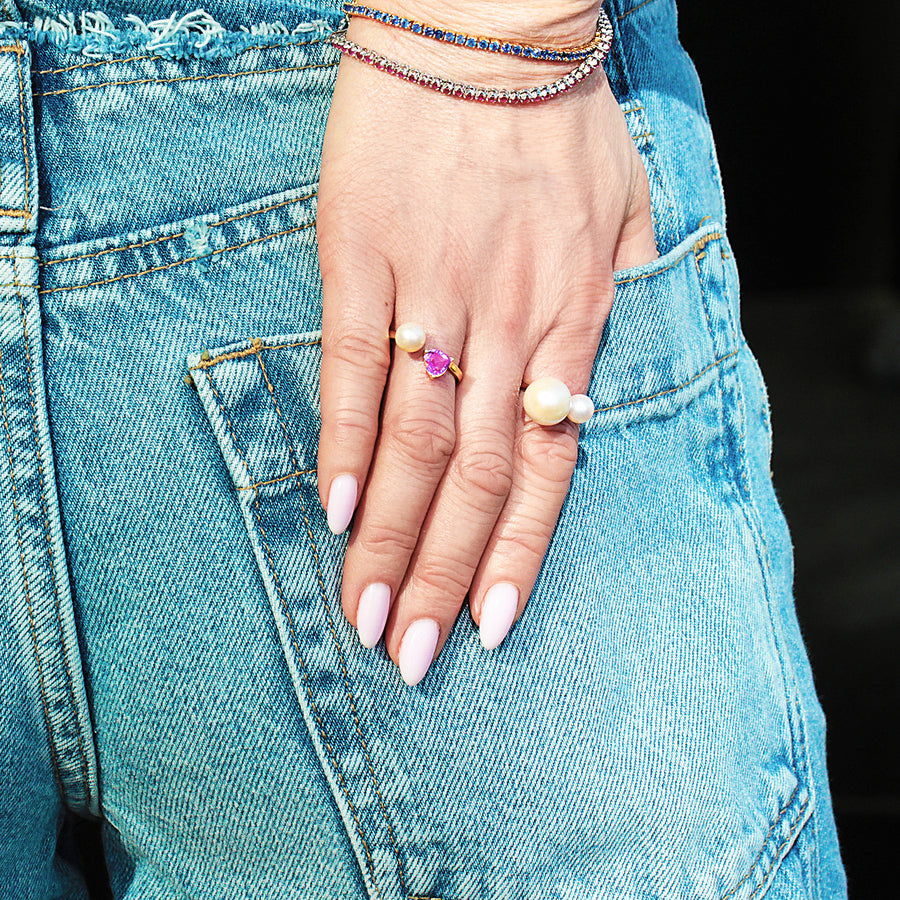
[0,0,848,896]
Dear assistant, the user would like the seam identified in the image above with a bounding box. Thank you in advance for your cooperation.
[718,783,800,900]
[0,44,31,219]
[236,468,316,491]
[35,59,336,97]
[40,191,316,267]
[34,39,321,74]
[251,346,407,892]
[38,219,315,295]
[744,799,811,900]
[617,0,660,21]
[15,260,92,806]
[0,348,65,797]
[201,367,385,899]
[593,348,738,416]
[614,232,721,286]
[188,335,321,371]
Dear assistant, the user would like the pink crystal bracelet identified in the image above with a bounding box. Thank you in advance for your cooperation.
[328,22,611,104]
[340,2,613,64]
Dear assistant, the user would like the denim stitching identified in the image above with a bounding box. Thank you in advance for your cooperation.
[616,0,662,22]
[718,783,800,900]
[252,346,408,893]
[201,367,384,899]
[614,232,722,286]
[38,219,316,295]
[14,258,92,806]
[236,468,316,491]
[188,336,320,371]
[594,348,738,416]
[0,349,65,795]
[0,44,31,219]
[743,799,811,900]
[36,59,336,97]
[34,39,323,74]
[40,192,316,267]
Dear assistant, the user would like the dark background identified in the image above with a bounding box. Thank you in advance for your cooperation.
[678,3,900,897]
[64,2,899,896]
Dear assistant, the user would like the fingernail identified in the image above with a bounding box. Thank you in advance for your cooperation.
[479,583,519,650]
[398,618,440,686]
[357,583,391,649]
[326,474,358,535]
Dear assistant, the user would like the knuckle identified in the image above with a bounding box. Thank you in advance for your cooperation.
[388,413,457,470]
[451,445,514,502]
[327,328,390,373]
[517,426,579,482]
[355,520,419,560]
[410,559,473,602]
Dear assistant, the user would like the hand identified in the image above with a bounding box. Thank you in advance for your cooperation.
[316,10,658,685]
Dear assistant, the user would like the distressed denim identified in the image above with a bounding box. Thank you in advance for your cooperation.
[0,0,848,897]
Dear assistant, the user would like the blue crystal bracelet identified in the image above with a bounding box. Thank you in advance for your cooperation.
[340,2,612,63]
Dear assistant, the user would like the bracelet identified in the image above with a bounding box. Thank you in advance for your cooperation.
[328,27,610,104]
[340,2,613,63]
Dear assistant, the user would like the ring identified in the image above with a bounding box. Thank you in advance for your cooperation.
[390,323,463,382]
[523,376,595,426]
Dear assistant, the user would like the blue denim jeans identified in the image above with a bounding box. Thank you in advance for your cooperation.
[0,0,848,896]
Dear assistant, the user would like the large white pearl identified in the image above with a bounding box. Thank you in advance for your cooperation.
[523,377,572,426]
[394,322,426,353]
[567,394,595,424]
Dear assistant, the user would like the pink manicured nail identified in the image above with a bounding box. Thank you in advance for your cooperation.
[479,583,519,650]
[398,618,440,686]
[326,474,358,535]
[357,583,391,649]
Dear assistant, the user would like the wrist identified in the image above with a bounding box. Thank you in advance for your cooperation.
[354,1,603,50]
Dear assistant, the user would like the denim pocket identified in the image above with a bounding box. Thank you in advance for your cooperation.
[184,219,814,898]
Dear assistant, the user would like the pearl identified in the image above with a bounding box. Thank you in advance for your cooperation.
[567,394,595,424]
[523,377,572,426]
[394,322,426,353]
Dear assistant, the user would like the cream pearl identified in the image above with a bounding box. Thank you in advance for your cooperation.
[394,322,426,353]
[567,394,595,424]
[523,377,572,426]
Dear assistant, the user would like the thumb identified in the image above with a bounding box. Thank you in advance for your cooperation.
[612,149,658,272]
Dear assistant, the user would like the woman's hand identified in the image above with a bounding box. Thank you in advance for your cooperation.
[316,6,658,685]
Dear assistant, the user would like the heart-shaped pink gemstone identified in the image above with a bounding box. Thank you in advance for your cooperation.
[424,348,451,378]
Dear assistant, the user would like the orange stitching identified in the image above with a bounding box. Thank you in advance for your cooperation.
[34,39,324,75]
[38,219,315,295]
[719,786,806,900]
[252,349,407,892]
[594,349,738,416]
[0,349,65,797]
[0,43,25,54]
[36,59,336,97]
[40,191,316,267]
[16,42,30,221]
[617,0,660,21]
[613,232,722,286]
[201,368,384,899]
[188,335,321,370]
[13,262,92,803]
[0,209,30,218]
[236,468,316,491]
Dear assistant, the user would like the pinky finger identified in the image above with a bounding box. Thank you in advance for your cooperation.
[468,419,581,650]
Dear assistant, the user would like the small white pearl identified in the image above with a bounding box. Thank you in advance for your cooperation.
[523,377,572,426]
[567,394,595,424]
[394,323,426,353]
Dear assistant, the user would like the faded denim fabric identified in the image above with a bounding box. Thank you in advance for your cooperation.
[0,0,848,897]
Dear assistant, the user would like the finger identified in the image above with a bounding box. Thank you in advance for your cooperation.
[613,147,659,271]
[340,316,465,650]
[469,303,611,650]
[382,344,523,685]
[316,239,394,535]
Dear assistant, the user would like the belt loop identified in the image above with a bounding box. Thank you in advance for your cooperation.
[0,34,38,235]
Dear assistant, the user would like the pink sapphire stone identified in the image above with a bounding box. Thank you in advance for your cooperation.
[424,348,451,378]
